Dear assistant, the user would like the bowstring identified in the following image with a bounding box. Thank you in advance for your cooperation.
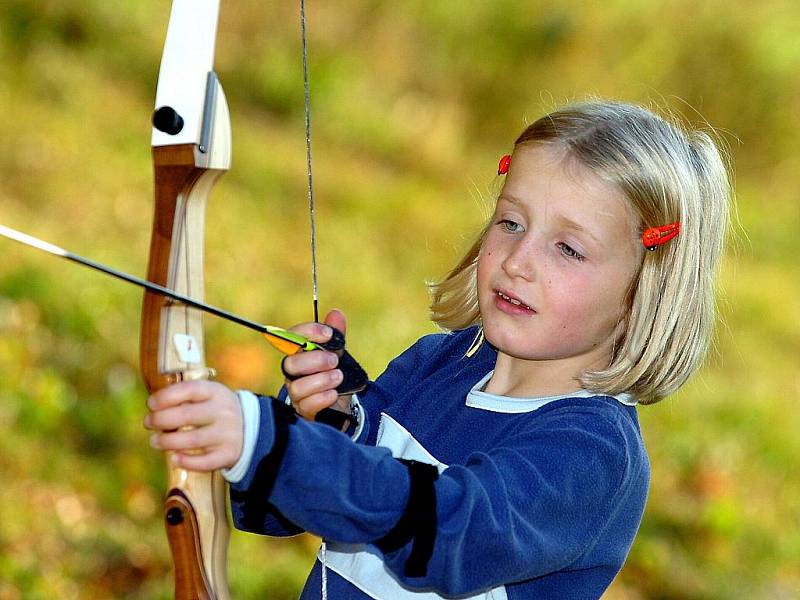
[300,0,320,324]
[299,2,327,598]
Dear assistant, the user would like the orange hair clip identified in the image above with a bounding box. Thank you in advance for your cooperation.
[642,222,680,251]
[498,154,511,175]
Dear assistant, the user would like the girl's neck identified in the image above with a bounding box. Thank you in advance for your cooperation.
[484,349,610,398]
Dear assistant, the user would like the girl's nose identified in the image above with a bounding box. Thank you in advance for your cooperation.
[502,237,537,281]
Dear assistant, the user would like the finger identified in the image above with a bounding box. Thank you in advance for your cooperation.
[147,380,220,412]
[323,309,347,336]
[287,320,334,344]
[145,401,217,432]
[171,448,235,472]
[151,425,220,453]
[282,348,339,380]
[286,368,343,402]
[293,388,340,420]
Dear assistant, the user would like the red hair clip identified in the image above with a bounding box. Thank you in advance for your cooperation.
[642,222,680,251]
[498,154,511,175]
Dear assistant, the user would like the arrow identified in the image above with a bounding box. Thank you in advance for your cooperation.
[0,222,368,393]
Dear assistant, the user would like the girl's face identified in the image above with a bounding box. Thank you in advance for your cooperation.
[477,144,643,382]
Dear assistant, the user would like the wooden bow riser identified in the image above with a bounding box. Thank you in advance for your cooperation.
[142,144,220,391]
[141,142,231,600]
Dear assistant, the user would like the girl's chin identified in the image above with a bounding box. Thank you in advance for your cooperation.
[483,323,579,362]
[482,326,539,358]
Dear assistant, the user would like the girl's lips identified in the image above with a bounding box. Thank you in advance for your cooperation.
[494,290,536,315]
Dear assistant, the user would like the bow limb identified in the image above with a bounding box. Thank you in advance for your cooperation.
[141,1,232,598]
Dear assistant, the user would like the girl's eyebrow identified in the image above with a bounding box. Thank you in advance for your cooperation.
[498,194,605,248]
[498,193,523,205]
[555,215,605,248]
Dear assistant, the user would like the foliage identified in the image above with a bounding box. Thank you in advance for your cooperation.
[1,1,798,598]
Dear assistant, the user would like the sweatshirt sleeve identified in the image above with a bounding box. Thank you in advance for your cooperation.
[227,334,445,535]
[229,398,647,596]
[228,395,410,539]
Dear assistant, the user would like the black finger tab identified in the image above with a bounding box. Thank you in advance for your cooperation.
[335,348,369,395]
[318,328,369,395]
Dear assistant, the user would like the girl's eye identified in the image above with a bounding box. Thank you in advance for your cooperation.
[497,219,524,233]
[558,242,586,262]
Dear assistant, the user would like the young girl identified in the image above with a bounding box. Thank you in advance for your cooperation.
[144,100,730,599]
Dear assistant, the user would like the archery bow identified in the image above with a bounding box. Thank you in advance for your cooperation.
[143,1,231,597]
[143,2,365,597]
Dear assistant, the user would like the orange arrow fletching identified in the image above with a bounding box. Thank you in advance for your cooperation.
[263,326,319,356]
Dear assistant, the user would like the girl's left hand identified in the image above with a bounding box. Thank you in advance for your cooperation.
[143,380,244,472]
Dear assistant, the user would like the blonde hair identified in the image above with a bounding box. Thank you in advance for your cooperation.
[429,100,731,404]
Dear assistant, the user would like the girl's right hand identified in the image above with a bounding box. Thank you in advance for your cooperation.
[283,308,352,421]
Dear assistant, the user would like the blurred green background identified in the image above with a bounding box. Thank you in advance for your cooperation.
[0,0,798,598]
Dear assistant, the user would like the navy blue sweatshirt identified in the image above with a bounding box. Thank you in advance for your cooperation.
[228,327,650,599]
